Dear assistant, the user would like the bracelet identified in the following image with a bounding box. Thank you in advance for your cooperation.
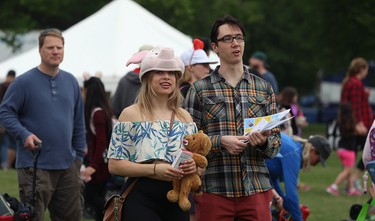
[153,164,157,175]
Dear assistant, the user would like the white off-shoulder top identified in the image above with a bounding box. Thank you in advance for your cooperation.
[107,120,198,163]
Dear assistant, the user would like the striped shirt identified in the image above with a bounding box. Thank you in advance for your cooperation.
[184,66,281,197]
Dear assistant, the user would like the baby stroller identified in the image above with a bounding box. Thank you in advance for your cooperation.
[0,144,41,221]
[353,160,375,221]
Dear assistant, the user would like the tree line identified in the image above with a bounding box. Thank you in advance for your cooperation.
[1,0,374,95]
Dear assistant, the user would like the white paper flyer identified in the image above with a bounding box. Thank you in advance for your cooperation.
[244,109,293,135]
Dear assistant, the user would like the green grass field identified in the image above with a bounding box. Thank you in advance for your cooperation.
[298,123,369,221]
[0,123,370,221]
[0,169,94,221]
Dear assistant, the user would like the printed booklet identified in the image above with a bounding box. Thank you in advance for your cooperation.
[244,109,293,135]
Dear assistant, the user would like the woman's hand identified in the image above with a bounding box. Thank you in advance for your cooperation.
[179,159,196,175]
[85,166,96,176]
[154,163,184,181]
[80,166,94,183]
[356,122,368,136]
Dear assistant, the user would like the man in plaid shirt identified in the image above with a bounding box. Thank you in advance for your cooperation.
[184,15,281,220]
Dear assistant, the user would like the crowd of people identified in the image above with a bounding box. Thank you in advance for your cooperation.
[0,15,374,221]
[0,70,16,170]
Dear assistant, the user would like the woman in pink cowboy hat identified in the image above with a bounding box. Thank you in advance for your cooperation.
[107,46,198,221]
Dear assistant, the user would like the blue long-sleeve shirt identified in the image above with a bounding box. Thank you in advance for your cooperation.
[0,67,86,170]
[266,133,303,221]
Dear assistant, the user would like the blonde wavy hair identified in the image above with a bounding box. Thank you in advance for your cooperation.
[179,68,192,86]
[136,71,188,122]
[291,135,314,171]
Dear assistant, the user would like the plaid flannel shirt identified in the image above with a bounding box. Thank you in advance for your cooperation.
[184,66,280,197]
[341,76,374,129]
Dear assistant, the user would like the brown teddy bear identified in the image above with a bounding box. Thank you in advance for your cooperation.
[166,130,211,211]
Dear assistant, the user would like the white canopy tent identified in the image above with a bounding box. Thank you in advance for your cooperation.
[0,0,218,94]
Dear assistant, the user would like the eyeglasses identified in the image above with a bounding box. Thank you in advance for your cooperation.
[217,34,245,43]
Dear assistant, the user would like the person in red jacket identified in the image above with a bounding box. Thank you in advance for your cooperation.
[82,76,113,221]
[341,57,374,192]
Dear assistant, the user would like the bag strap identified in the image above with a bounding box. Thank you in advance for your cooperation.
[90,107,103,135]
[120,178,139,200]
[170,111,175,133]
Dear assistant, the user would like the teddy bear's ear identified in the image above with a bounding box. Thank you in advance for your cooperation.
[198,130,204,133]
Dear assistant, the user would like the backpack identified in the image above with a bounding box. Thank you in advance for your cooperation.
[0,193,33,221]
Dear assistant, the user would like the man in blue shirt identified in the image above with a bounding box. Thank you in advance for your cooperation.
[0,28,86,221]
[248,51,279,94]
[266,133,331,221]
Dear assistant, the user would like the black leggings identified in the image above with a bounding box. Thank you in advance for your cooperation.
[121,177,188,221]
[356,135,366,171]
[84,182,106,221]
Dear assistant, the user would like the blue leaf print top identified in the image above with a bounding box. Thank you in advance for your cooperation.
[107,120,198,163]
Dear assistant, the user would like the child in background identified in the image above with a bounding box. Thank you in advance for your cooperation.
[278,87,308,136]
[326,102,362,196]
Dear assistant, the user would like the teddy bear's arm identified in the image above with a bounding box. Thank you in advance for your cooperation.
[192,153,208,168]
